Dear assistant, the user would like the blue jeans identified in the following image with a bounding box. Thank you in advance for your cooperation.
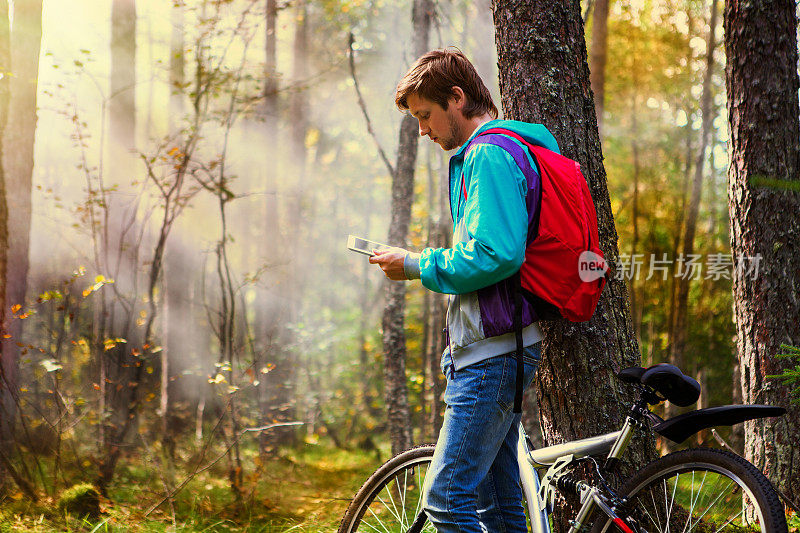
[422,342,541,532]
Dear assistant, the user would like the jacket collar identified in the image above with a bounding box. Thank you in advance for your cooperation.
[453,119,500,159]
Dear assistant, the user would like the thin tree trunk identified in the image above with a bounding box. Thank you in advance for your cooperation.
[382,0,433,455]
[161,0,185,463]
[168,0,184,129]
[629,93,641,342]
[725,0,800,505]
[255,0,282,454]
[589,0,609,136]
[264,0,306,448]
[110,0,136,151]
[493,0,656,525]
[0,0,42,445]
[0,0,11,471]
[670,0,718,397]
[666,116,693,363]
[421,145,447,442]
[97,0,138,493]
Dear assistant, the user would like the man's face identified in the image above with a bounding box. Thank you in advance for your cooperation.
[406,93,463,151]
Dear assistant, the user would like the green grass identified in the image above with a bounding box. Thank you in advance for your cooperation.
[0,439,388,532]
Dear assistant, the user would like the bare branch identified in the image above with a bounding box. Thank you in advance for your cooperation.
[583,0,595,24]
[144,421,303,515]
[348,32,395,178]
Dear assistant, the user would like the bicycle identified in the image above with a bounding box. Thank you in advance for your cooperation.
[338,363,789,533]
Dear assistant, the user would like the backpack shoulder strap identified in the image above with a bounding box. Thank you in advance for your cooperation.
[470,127,535,414]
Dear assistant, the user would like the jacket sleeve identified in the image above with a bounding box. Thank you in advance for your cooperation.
[418,143,528,295]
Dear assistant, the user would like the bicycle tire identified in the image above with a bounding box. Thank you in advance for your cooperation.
[339,444,436,533]
[591,448,788,533]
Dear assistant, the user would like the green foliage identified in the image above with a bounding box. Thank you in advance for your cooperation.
[57,483,101,519]
[1,439,380,532]
[767,345,800,404]
[787,509,800,533]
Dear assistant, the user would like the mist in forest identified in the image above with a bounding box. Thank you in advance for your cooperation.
[19,0,500,442]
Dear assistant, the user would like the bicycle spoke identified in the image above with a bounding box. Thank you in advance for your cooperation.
[400,467,409,528]
[681,470,708,533]
[662,477,671,533]
[665,472,679,533]
[686,476,735,533]
[374,493,404,525]
[365,504,394,533]
[649,482,663,529]
[713,508,746,533]
[413,465,425,521]
[385,477,403,525]
[637,487,664,533]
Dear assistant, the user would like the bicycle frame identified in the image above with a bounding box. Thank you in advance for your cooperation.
[516,415,639,533]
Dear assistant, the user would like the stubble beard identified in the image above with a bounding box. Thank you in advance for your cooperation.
[439,113,463,151]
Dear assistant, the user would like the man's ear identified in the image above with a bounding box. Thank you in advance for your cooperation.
[450,86,466,110]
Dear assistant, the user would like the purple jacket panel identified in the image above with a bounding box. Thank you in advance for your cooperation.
[467,134,542,339]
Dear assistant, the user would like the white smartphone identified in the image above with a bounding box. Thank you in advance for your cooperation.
[347,235,389,256]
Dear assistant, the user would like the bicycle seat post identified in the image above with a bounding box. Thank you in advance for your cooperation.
[603,389,655,472]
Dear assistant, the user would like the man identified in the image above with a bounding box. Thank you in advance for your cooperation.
[369,48,559,532]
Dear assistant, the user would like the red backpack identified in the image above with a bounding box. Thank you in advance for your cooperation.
[475,128,608,322]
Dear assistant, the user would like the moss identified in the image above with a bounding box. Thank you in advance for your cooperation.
[57,483,101,519]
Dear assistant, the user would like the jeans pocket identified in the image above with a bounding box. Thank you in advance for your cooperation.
[496,346,541,412]
[496,355,515,412]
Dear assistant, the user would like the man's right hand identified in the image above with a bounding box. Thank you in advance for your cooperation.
[369,247,409,281]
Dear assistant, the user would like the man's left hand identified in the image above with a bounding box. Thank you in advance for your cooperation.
[369,247,409,280]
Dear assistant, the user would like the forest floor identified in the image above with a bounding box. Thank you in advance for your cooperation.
[0,438,386,532]
[1,439,798,532]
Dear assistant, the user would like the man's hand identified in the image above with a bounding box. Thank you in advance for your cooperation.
[369,247,409,280]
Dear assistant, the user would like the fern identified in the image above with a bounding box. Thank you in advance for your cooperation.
[767,344,800,405]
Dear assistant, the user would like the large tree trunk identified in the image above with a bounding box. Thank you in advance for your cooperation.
[493,0,655,525]
[589,0,609,136]
[669,0,718,418]
[724,0,800,506]
[0,0,42,445]
[382,0,433,456]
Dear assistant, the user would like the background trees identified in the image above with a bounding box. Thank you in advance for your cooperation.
[0,0,796,528]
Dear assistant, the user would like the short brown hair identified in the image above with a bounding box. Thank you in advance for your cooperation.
[395,48,498,119]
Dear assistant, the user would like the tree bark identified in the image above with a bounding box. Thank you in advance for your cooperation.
[0,0,42,445]
[724,0,800,505]
[382,0,433,455]
[589,0,609,136]
[670,0,718,400]
[492,0,655,524]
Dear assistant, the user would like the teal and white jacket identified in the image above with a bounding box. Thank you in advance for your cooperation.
[405,119,560,371]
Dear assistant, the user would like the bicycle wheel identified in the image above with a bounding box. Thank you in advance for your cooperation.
[593,448,787,533]
[339,444,436,533]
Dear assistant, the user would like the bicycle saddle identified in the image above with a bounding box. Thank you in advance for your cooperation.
[617,363,700,406]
